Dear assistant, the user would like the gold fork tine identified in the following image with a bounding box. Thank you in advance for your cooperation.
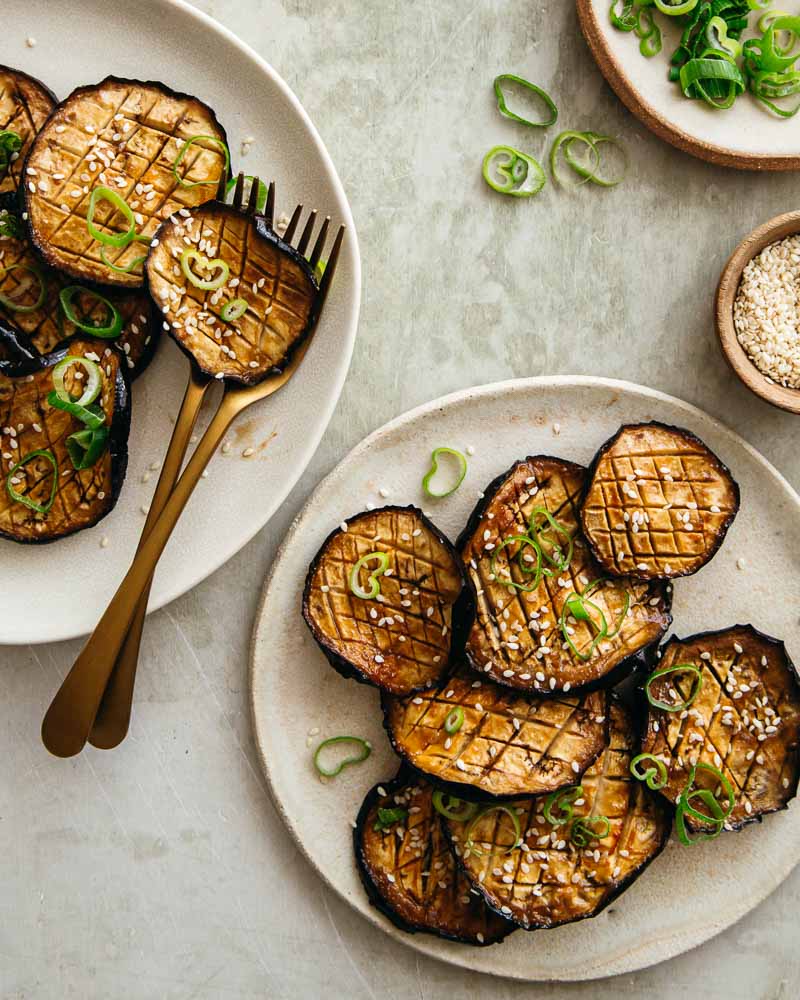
[316,225,345,305]
[309,216,330,270]
[264,180,276,227]
[283,203,303,244]
[231,171,246,211]
[215,162,229,201]
[297,210,317,255]
[245,176,261,216]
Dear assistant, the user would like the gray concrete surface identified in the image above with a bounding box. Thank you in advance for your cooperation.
[2,1,799,997]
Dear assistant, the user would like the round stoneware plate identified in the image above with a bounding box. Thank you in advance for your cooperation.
[577,0,800,171]
[0,0,360,644]
[251,377,800,982]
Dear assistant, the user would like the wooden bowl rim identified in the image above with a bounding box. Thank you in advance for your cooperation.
[715,210,800,416]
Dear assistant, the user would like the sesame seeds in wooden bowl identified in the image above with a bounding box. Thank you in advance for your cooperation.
[715,210,800,416]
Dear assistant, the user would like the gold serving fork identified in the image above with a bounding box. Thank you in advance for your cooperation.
[41,173,345,757]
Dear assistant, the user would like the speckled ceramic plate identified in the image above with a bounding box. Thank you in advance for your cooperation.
[0,0,360,643]
[577,0,800,171]
[251,377,800,981]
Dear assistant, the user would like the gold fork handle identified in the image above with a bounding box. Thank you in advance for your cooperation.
[88,368,211,750]
[41,388,244,758]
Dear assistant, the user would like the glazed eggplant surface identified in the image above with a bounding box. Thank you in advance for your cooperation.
[303,506,472,695]
[640,625,800,831]
[581,422,740,581]
[23,78,228,288]
[0,202,157,374]
[445,701,672,930]
[0,338,129,542]
[383,665,608,799]
[0,65,56,194]
[460,457,671,694]
[354,774,514,945]
[147,204,316,384]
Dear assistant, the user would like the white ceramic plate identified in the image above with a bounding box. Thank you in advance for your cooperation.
[577,0,800,170]
[0,0,360,644]
[251,377,800,982]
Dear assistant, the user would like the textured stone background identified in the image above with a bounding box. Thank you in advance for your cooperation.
[2,1,798,997]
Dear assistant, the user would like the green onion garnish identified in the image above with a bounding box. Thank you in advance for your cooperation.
[675,761,735,846]
[559,578,630,662]
[493,74,558,128]
[52,356,103,408]
[528,507,573,570]
[0,263,46,314]
[422,446,468,498]
[482,145,546,198]
[6,449,58,514]
[464,805,522,857]
[59,286,123,339]
[373,806,408,832]
[544,784,583,827]
[489,534,549,592]
[86,186,142,249]
[630,752,669,790]
[444,707,464,735]
[551,131,628,188]
[173,135,230,189]
[569,815,611,847]
[431,790,479,822]
[99,246,147,275]
[47,391,106,431]
[224,174,267,211]
[220,298,248,322]
[312,736,371,778]
[0,130,22,173]
[66,424,110,470]
[645,662,703,712]
[0,208,22,239]
[348,551,390,600]
[180,248,230,291]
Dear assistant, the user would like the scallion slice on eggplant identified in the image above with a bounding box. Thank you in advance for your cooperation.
[580,422,740,581]
[303,506,474,696]
[0,65,56,195]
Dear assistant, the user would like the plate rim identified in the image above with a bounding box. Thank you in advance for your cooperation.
[249,374,800,981]
[576,0,800,172]
[0,0,362,645]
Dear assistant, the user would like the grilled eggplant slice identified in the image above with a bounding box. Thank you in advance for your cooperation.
[0,66,56,195]
[640,625,800,832]
[581,422,740,581]
[354,773,515,945]
[146,203,316,385]
[0,201,157,376]
[0,337,129,542]
[445,700,672,930]
[22,77,228,288]
[303,506,474,696]
[383,664,609,799]
[459,457,671,695]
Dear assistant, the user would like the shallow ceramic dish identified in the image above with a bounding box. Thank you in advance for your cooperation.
[0,0,360,643]
[251,377,800,981]
[577,0,800,171]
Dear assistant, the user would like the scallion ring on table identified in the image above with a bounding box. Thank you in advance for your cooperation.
[493,74,558,128]
[558,131,629,188]
[173,134,231,189]
[543,785,583,827]
[180,248,230,291]
[444,707,464,735]
[422,446,468,498]
[464,805,522,857]
[312,736,371,778]
[59,286,123,339]
[0,263,46,314]
[431,790,479,822]
[630,752,669,790]
[220,298,249,322]
[52,356,103,407]
[6,449,58,514]
[549,131,600,187]
[482,145,546,198]
[645,662,703,712]
[348,551,390,600]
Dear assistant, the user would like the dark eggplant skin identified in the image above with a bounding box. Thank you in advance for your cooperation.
[637,624,800,833]
[21,76,229,289]
[0,335,130,543]
[0,65,57,196]
[579,421,741,583]
[302,505,476,695]
[457,455,673,697]
[353,768,516,946]
[0,319,37,364]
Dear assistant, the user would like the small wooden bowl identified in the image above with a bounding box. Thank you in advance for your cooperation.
[715,210,800,415]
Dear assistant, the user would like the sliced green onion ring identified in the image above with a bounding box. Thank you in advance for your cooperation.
[174,134,231,189]
[373,806,408,832]
[490,534,547,592]
[444,707,464,735]
[528,507,573,570]
[654,0,699,15]
[570,815,611,847]
[6,449,57,514]
[66,425,109,470]
[465,804,522,856]
[563,132,629,187]
[0,263,46,314]
[431,790,479,822]
[681,762,735,822]
[313,735,371,777]
[582,578,630,638]
[46,391,106,431]
[482,145,546,198]
[220,297,248,322]
[493,74,558,128]
[645,662,703,711]
[422,446,468,498]
[52,355,103,407]
[560,592,608,662]
[676,794,725,845]
[348,551,390,600]
[550,131,601,187]
[99,245,147,275]
[630,752,668,790]
[59,286,123,339]
[0,130,23,172]
[544,784,583,827]
[180,248,230,291]
[86,186,139,248]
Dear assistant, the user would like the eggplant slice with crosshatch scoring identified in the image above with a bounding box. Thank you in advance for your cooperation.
[0,337,129,543]
[458,456,672,696]
[640,625,800,832]
[22,77,228,288]
[147,202,318,385]
[0,200,158,376]
[580,422,740,582]
[354,773,515,946]
[383,664,609,799]
[443,699,672,930]
[303,506,474,696]
[0,65,57,196]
